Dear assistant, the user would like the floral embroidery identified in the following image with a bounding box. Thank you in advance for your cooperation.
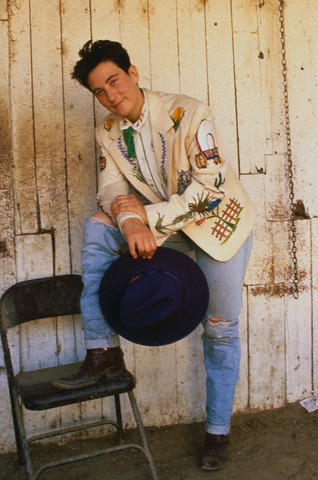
[170,107,185,131]
[177,169,192,194]
[104,119,114,132]
[159,133,167,186]
[117,136,146,183]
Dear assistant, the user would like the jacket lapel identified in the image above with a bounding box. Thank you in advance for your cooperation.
[146,90,175,197]
[105,115,163,204]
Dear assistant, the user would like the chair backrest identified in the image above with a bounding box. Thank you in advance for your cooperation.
[0,275,83,331]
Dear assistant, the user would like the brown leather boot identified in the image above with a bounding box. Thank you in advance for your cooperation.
[201,433,230,471]
[53,347,125,389]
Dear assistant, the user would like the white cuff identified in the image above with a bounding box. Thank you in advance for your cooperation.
[116,212,145,235]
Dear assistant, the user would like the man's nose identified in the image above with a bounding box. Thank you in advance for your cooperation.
[106,87,117,103]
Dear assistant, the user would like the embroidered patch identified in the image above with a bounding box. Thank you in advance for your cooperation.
[99,154,107,171]
[154,191,223,235]
[170,107,185,131]
[195,153,208,169]
[195,120,223,166]
[104,119,114,132]
[210,198,243,244]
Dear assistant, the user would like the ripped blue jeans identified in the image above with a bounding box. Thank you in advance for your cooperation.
[80,216,252,435]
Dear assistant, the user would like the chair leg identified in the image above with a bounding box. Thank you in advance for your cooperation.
[10,392,34,479]
[128,391,158,480]
[114,393,124,444]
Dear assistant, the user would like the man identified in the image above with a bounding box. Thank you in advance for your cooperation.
[54,39,256,471]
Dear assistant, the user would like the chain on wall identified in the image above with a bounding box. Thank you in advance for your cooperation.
[279,0,299,299]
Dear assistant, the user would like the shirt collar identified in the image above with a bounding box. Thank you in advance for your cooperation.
[120,90,149,133]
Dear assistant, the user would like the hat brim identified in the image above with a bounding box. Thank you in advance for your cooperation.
[99,247,209,346]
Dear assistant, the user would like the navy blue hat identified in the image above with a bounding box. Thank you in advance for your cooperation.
[99,247,209,346]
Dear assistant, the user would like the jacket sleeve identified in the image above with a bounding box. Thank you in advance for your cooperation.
[96,128,130,216]
[145,103,229,244]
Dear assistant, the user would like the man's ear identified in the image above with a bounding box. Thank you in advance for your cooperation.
[128,65,139,82]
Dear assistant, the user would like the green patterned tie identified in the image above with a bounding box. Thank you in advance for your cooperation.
[123,127,136,158]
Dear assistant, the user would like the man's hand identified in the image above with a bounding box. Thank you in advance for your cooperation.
[111,194,149,225]
[123,217,157,259]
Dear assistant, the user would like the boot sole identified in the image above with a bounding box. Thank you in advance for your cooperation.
[52,367,125,390]
[200,459,229,471]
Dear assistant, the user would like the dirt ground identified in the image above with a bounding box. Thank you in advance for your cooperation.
[1,402,317,480]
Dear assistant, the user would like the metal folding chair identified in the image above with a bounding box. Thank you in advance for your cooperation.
[0,275,158,480]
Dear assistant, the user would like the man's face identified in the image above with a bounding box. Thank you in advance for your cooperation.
[87,61,144,123]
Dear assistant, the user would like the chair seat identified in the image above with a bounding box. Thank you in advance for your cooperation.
[16,363,135,411]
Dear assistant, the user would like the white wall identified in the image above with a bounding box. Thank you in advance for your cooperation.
[0,0,317,453]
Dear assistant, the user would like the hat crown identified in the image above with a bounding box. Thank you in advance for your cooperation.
[119,270,183,328]
[99,247,209,346]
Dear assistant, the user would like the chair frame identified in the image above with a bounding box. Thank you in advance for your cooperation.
[0,275,158,480]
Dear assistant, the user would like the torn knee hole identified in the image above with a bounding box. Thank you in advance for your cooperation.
[208,315,228,324]
[89,212,115,226]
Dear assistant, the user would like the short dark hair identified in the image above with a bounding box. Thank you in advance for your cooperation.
[72,40,131,90]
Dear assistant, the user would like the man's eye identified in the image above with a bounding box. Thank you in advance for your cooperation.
[95,90,103,97]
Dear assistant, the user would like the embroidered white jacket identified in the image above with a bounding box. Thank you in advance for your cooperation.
[96,88,256,261]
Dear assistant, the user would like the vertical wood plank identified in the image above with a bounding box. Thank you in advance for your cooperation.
[118,0,151,89]
[8,0,37,233]
[176,0,208,102]
[284,0,318,218]
[61,0,96,273]
[205,0,238,171]
[257,0,285,156]
[148,0,179,92]
[30,0,71,275]
[0,17,16,292]
[135,344,178,427]
[231,0,266,174]
[272,221,289,285]
[240,174,273,286]
[248,287,286,410]
[285,220,312,402]
[312,218,318,394]
[234,288,249,412]
[265,154,290,222]
[0,14,17,453]
[175,328,206,424]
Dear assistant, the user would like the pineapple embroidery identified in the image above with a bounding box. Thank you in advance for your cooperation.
[170,107,185,131]
[155,191,222,234]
